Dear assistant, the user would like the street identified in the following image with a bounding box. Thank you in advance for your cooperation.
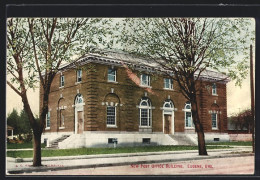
[20,156,254,175]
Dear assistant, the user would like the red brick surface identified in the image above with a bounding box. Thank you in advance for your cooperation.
[40,63,228,134]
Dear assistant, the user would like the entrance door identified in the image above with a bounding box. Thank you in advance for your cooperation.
[77,111,83,134]
[164,115,171,134]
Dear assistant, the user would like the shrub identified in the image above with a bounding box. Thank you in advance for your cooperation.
[8,139,16,144]
[17,140,24,144]
[24,134,32,142]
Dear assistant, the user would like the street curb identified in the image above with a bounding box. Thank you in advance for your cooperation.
[7,153,254,174]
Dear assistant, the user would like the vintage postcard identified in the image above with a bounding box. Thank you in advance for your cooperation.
[5,5,256,176]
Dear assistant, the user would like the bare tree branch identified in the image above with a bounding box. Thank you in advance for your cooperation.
[7,81,22,97]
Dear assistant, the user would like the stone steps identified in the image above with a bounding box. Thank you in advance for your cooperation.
[48,135,70,149]
[168,134,197,146]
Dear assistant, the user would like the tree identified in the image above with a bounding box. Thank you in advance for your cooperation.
[19,109,32,135]
[231,109,254,133]
[7,18,110,166]
[7,109,19,135]
[116,18,254,155]
[7,109,31,137]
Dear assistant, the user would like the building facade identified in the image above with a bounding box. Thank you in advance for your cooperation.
[41,51,230,148]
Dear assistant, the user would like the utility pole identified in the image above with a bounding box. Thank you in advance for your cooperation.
[250,44,255,153]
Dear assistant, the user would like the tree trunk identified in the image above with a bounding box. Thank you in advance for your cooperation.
[33,132,42,166]
[195,123,208,155]
[191,98,208,155]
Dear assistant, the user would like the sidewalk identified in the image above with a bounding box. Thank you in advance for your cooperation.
[6,146,253,174]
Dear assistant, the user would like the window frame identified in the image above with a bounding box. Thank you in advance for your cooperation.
[45,111,50,129]
[108,68,117,82]
[106,106,117,127]
[139,99,152,127]
[60,75,65,87]
[212,83,217,95]
[76,69,82,83]
[59,110,65,128]
[184,103,194,129]
[211,113,218,129]
[140,74,151,87]
[164,78,173,90]
[75,94,84,104]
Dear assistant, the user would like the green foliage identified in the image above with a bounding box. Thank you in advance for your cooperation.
[6,17,112,164]
[7,109,32,136]
[7,18,113,92]
[7,141,46,149]
[6,145,231,158]
[7,109,20,135]
[230,109,254,132]
[206,141,252,146]
[19,109,32,134]
[116,18,255,87]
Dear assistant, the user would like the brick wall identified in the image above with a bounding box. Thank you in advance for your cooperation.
[41,62,228,134]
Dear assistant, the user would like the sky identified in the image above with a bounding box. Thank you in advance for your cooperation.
[6,18,255,117]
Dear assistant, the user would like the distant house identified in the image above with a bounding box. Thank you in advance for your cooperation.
[7,125,14,139]
[41,50,230,149]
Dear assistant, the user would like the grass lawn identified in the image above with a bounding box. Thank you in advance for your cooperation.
[7,142,46,149]
[7,145,231,158]
[206,141,252,146]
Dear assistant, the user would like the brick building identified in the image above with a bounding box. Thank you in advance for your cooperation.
[41,50,230,148]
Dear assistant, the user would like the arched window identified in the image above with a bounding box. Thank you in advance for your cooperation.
[163,100,174,114]
[75,94,84,104]
[184,102,193,128]
[104,93,120,127]
[139,98,152,127]
[163,100,174,109]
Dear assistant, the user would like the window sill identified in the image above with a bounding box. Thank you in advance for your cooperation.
[139,126,152,128]
[59,86,64,89]
[140,85,152,89]
[107,125,117,128]
[163,88,174,91]
[45,127,50,130]
[108,81,118,84]
[212,128,218,130]
[59,127,65,130]
[212,94,218,96]
[185,127,195,129]
[75,82,82,85]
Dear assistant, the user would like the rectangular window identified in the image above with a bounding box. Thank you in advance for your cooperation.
[107,106,116,126]
[140,109,151,126]
[141,74,150,87]
[60,75,65,87]
[212,113,217,129]
[108,138,118,144]
[214,138,220,141]
[61,114,64,126]
[212,83,217,95]
[60,111,65,127]
[46,111,50,128]
[142,138,151,144]
[76,69,82,82]
[108,68,116,82]
[185,112,193,127]
[164,78,173,89]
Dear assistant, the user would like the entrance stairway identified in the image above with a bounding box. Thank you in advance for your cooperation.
[168,134,197,146]
[48,135,70,149]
